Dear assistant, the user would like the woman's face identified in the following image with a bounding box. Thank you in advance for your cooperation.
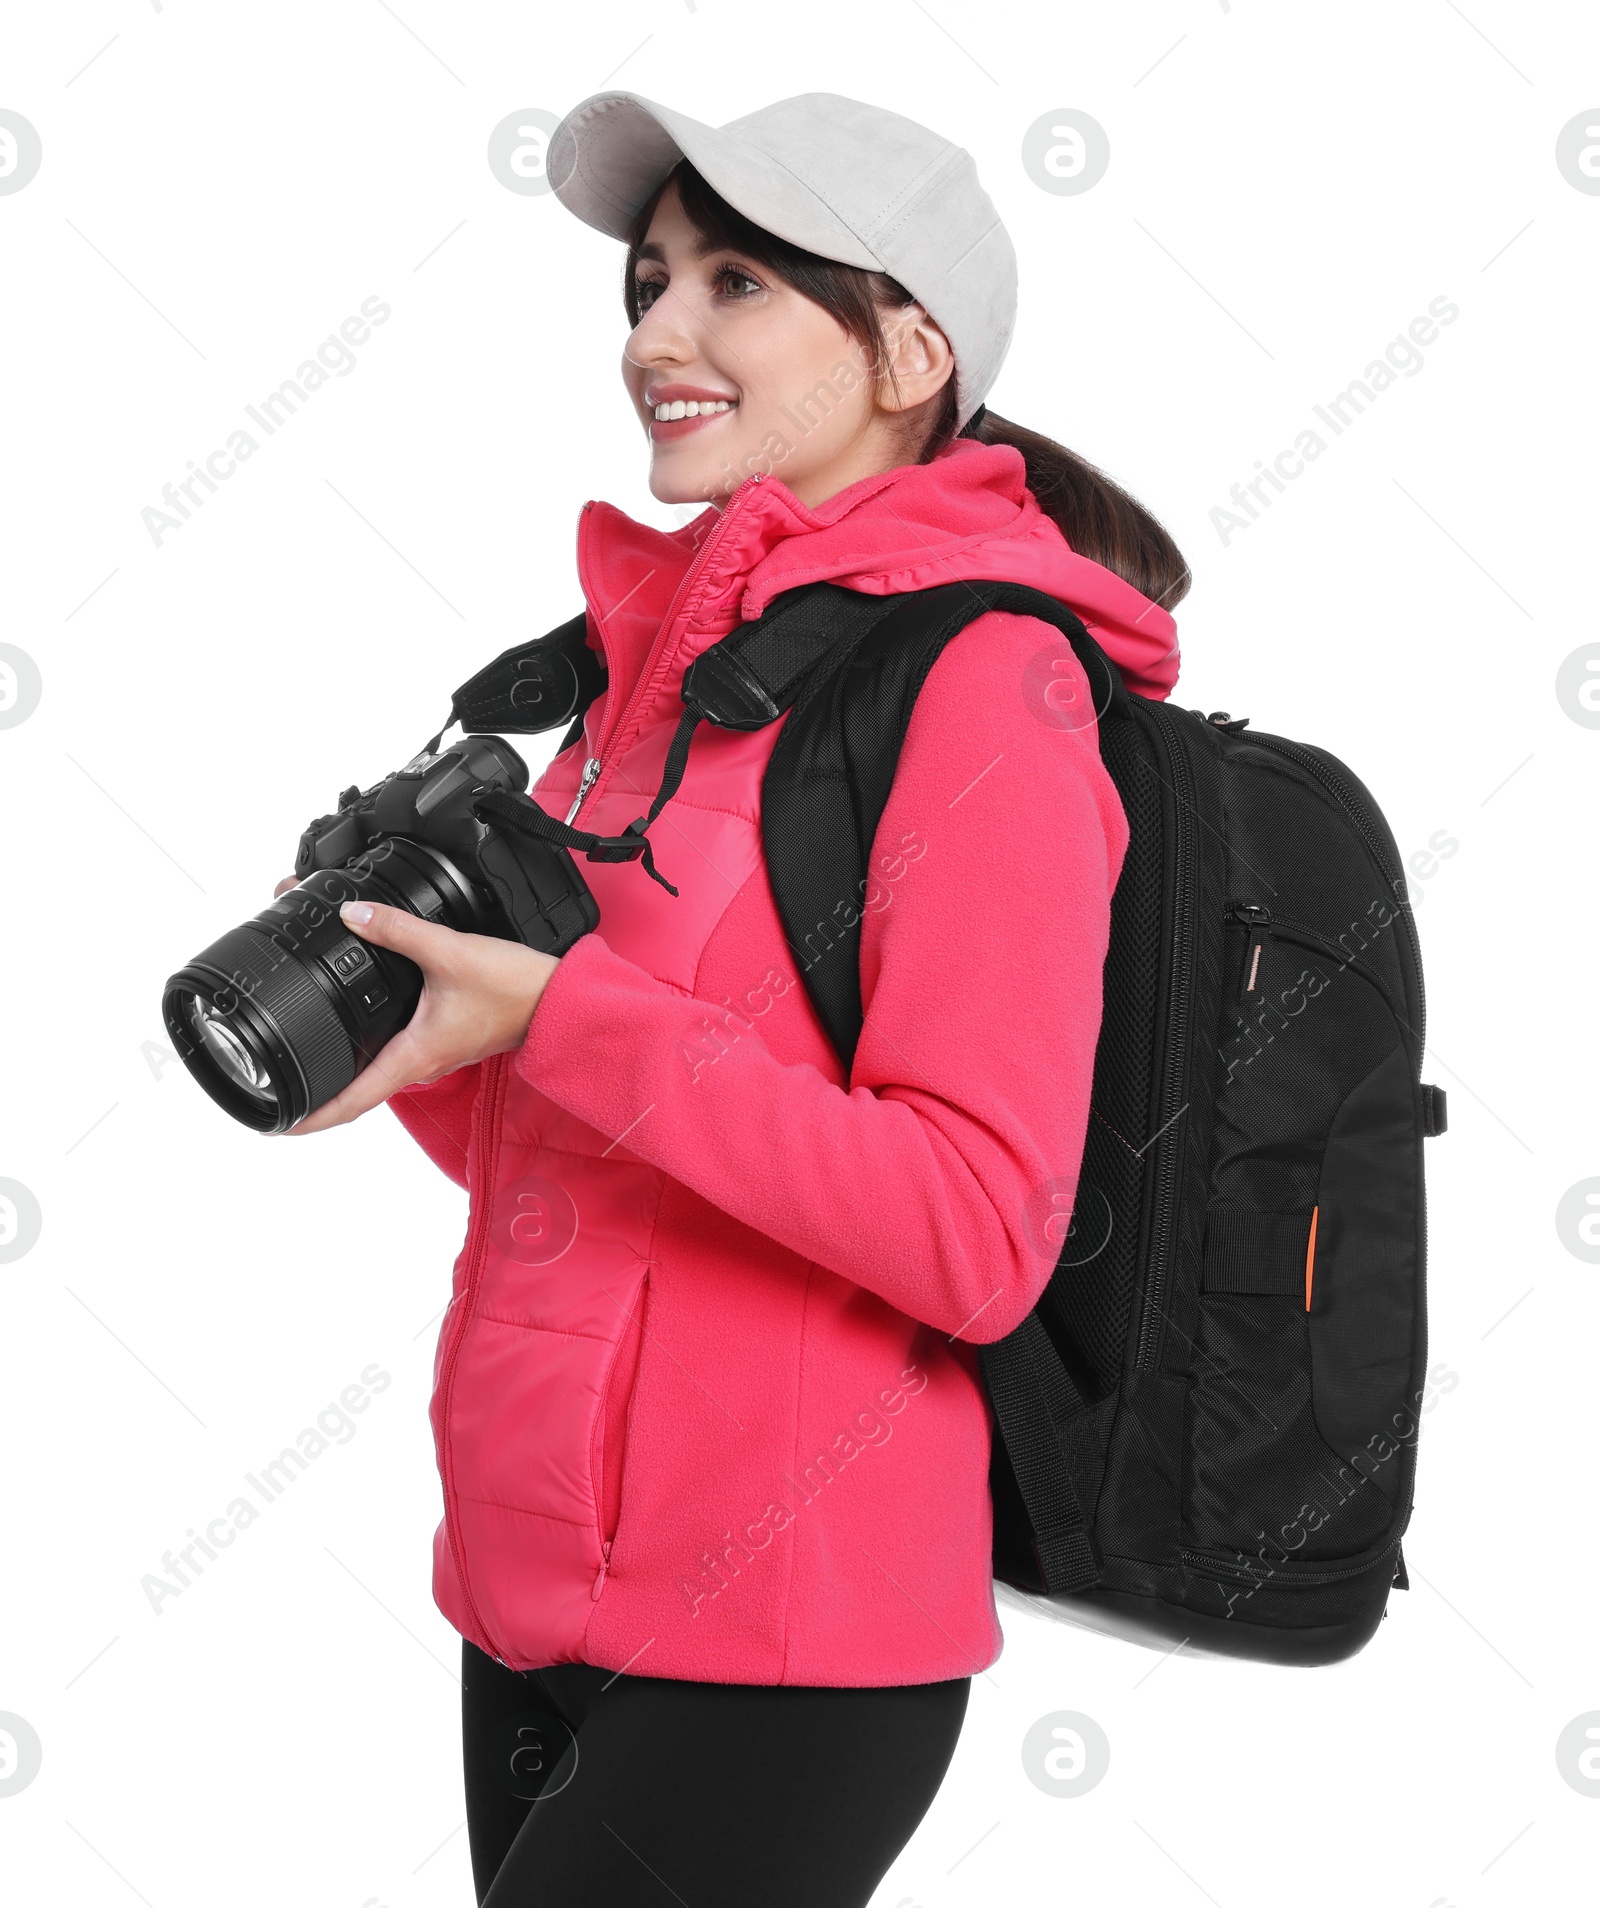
[621,179,951,511]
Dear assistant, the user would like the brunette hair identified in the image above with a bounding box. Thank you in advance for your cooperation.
[623,160,1191,612]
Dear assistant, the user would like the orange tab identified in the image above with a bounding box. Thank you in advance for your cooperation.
[1305,1205,1319,1311]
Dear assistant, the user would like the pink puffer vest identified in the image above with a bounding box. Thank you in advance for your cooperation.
[390,438,1180,1685]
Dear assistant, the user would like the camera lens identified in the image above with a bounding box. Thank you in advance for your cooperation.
[162,839,489,1133]
[184,996,277,1104]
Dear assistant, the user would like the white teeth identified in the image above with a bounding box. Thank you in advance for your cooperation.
[653,399,734,420]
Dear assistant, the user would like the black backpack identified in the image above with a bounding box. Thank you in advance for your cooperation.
[448,578,1444,1667]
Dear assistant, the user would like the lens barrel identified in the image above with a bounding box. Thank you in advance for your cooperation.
[162,838,489,1132]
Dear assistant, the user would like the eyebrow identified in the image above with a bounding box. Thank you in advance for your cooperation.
[632,234,740,267]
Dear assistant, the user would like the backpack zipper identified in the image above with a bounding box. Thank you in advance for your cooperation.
[1224,733,1431,1556]
[1133,703,1199,1373]
[566,477,765,830]
[1181,1533,1402,1587]
[1238,731,1425,1051]
[1226,902,1402,1017]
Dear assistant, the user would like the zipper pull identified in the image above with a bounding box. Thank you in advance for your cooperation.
[1230,902,1271,998]
[565,755,601,825]
[591,1539,613,1600]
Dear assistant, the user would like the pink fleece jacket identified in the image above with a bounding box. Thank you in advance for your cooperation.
[389,438,1179,1685]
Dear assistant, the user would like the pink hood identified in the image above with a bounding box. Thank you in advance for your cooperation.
[584,438,1179,725]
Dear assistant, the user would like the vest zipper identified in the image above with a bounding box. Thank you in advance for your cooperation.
[435,1051,511,1664]
[564,754,601,824]
[566,476,766,830]
[591,1539,613,1600]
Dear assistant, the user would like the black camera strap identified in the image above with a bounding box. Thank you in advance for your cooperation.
[462,585,909,899]
[426,611,605,754]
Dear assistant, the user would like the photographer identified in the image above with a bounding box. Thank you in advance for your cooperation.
[274,91,1184,1907]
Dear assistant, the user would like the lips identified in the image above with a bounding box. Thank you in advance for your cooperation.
[645,382,739,410]
[643,383,740,442]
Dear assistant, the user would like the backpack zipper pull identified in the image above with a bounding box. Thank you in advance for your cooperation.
[591,1539,613,1600]
[1230,902,1271,998]
[565,754,601,824]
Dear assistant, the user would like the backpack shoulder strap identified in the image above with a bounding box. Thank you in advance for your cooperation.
[757,578,1128,1072]
[746,579,1127,1598]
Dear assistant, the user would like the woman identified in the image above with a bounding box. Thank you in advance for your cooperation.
[289,90,1187,1907]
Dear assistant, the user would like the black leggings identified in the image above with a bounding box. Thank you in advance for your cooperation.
[462,1640,970,1907]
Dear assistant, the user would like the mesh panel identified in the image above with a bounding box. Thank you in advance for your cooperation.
[1042,710,1164,1397]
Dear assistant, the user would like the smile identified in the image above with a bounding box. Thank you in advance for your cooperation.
[648,401,737,442]
[653,398,734,420]
[644,386,740,443]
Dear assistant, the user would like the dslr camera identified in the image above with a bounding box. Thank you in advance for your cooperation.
[162,731,598,1134]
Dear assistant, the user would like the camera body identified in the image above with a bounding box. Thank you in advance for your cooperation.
[294,733,597,954]
[162,733,598,1133]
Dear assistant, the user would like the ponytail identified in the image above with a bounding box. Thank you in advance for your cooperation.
[940,402,1191,612]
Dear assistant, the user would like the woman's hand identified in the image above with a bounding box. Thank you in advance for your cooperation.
[285,897,561,1135]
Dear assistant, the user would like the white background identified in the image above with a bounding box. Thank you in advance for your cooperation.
[2,3,1597,1904]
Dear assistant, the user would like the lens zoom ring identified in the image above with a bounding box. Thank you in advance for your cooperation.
[202,925,355,1112]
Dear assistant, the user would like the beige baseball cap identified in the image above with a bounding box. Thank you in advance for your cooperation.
[546,90,1016,429]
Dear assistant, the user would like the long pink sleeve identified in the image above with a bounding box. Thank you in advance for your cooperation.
[388,1063,482,1190]
[517,611,1129,1344]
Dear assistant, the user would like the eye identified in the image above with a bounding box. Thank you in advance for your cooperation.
[633,274,666,314]
[713,264,762,299]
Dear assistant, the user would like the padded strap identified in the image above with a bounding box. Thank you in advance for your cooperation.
[1200,1207,1316,1296]
[980,1317,1102,1594]
[431,611,606,750]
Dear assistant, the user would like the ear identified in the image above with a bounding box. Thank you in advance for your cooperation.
[874,303,955,417]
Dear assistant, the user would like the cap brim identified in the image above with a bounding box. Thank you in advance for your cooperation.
[548,91,883,271]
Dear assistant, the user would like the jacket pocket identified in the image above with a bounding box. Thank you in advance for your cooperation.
[1186,920,1419,1563]
[591,1265,650,1548]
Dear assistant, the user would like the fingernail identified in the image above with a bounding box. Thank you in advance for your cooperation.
[341,901,374,926]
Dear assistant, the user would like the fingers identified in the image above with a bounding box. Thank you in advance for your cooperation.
[273,875,302,898]
[285,1028,425,1135]
[338,900,467,969]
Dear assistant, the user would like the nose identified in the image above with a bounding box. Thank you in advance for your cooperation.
[626,288,698,373]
